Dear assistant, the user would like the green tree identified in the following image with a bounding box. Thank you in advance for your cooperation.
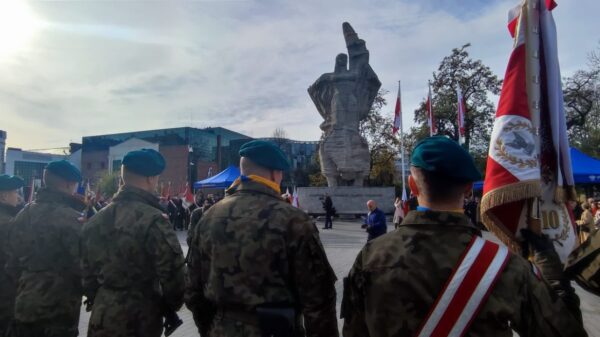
[410,44,502,174]
[97,171,119,199]
[564,47,600,157]
[308,152,327,187]
[359,89,402,186]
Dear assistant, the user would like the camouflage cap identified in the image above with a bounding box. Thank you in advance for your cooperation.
[411,136,482,182]
[122,148,166,177]
[46,160,82,182]
[0,174,25,191]
[239,140,291,171]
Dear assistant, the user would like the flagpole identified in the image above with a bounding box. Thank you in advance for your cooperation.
[399,80,407,202]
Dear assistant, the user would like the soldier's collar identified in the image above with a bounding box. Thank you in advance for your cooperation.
[0,202,19,216]
[35,188,86,211]
[399,209,477,231]
[227,175,281,195]
[227,176,282,199]
[113,185,162,211]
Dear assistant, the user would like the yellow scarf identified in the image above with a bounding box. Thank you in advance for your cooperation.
[228,175,281,194]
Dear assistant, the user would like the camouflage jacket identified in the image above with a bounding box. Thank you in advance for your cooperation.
[342,210,587,337]
[0,203,19,322]
[185,179,339,337]
[7,188,86,323]
[566,228,600,296]
[81,185,185,311]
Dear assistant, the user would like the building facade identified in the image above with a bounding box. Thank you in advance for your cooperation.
[0,130,6,174]
[81,127,251,188]
[5,148,69,189]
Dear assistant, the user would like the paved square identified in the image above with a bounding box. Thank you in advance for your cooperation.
[77,220,600,336]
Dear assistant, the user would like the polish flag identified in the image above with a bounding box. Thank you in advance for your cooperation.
[456,86,466,144]
[481,0,576,262]
[426,84,436,136]
[392,82,401,135]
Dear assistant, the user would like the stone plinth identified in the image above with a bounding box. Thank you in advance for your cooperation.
[297,186,395,215]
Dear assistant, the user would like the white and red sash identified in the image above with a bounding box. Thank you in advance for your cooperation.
[415,236,510,337]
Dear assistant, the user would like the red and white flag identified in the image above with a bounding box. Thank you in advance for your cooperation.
[456,86,466,144]
[426,84,436,136]
[481,0,576,262]
[393,82,402,135]
[27,179,35,203]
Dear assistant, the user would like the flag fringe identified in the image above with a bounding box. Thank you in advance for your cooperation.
[480,180,541,254]
[554,185,577,203]
[480,180,541,214]
[482,211,522,255]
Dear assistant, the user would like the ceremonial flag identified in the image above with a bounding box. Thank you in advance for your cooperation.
[393,82,402,135]
[426,83,436,136]
[481,0,576,262]
[292,187,300,208]
[27,178,35,203]
[456,86,466,144]
[184,182,194,203]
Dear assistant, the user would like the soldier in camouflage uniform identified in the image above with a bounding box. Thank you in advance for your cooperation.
[81,149,185,337]
[185,140,339,337]
[0,175,25,335]
[7,161,86,337]
[342,136,587,337]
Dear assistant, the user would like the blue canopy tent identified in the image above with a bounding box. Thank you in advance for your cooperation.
[472,147,600,190]
[570,147,600,184]
[193,165,240,189]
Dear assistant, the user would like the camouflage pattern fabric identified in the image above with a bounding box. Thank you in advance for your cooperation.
[185,179,339,337]
[342,210,588,337]
[81,185,185,337]
[0,203,19,334]
[566,228,600,297]
[6,188,86,335]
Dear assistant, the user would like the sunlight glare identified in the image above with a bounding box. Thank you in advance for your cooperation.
[0,1,39,57]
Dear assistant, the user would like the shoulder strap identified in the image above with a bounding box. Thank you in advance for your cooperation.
[415,236,510,337]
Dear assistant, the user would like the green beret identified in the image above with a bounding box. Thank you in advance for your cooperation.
[239,140,291,171]
[122,149,166,177]
[0,175,25,191]
[411,136,482,182]
[46,160,82,182]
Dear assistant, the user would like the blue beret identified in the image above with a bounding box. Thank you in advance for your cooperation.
[122,149,166,177]
[46,160,82,182]
[239,140,291,171]
[411,136,482,182]
[0,175,25,191]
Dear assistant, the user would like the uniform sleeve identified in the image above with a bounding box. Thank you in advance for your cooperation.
[341,250,369,337]
[511,257,588,337]
[146,216,186,311]
[5,213,25,282]
[81,223,100,301]
[184,220,216,336]
[291,219,339,337]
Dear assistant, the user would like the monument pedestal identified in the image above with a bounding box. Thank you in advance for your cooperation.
[297,186,395,215]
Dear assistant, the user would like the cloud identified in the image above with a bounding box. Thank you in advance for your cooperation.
[1,0,599,150]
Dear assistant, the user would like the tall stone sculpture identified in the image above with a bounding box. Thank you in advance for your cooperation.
[308,22,381,187]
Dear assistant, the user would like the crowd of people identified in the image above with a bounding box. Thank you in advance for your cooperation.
[0,137,600,337]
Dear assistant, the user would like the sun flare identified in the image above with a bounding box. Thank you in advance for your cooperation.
[0,1,39,57]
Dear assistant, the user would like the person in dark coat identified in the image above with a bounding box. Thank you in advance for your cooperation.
[361,200,387,241]
[322,194,335,229]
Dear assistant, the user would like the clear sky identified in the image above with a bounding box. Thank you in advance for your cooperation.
[1,0,598,150]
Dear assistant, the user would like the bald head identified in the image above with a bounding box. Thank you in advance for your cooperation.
[121,166,159,193]
[367,200,377,212]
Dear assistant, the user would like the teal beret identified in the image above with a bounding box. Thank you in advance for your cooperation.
[411,136,481,182]
[46,160,82,182]
[122,149,166,177]
[239,140,291,171]
[0,175,25,191]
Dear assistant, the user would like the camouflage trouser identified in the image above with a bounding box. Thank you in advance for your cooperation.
[8,320,78,337]
[0,319,11,337]
[87,288,163,337]
[208,316,263,337]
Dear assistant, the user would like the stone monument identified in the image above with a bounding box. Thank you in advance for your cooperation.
[308,22,381,187]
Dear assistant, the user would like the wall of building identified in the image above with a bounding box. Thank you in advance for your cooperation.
[81,150,109,182]
[159,144,189,190]
[0,130,6,174]
[5,148,68,187]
